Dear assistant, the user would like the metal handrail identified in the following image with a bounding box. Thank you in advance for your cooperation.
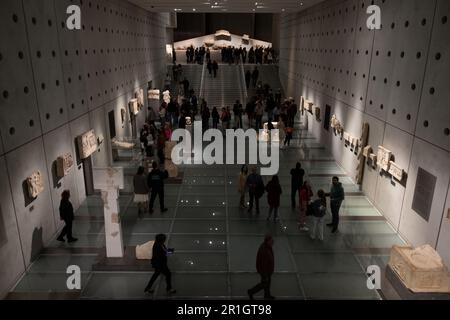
[238,56,248,101]
[199,56,207,99]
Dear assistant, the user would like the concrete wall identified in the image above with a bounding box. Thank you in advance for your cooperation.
[0,0,168,297]
[279,0,450,264]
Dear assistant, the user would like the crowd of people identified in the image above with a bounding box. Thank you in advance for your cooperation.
[176,45,277,65]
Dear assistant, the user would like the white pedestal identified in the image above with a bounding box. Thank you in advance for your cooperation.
[93,167,125,258]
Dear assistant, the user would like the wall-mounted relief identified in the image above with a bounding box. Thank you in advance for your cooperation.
[111,138,135,150]
[330,115,344,137]
[77,129,98,159]
[304,100,314,114]
[135,89,144,108]
[120,108,126,125]
[355,122,369,184]
[27,171,44,198]
[97,134,104,146]
[148,89,160,100]
[56,153,74,178]
[129,98,139,115]
[163,90,171,104]
[377,146,392,172]
[388,161,404,182]
[343,132,351,146]
[363,146,373,158]
[186,117,192,126]
[368,153,377,167]
[314,106,321,122]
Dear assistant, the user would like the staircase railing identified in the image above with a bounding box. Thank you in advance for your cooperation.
[238,56,248,102]
[199,56,207,100]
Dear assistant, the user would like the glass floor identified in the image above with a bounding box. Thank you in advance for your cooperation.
[11,118,406,300]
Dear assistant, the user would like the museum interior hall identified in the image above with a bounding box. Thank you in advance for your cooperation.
[0,0,449,301]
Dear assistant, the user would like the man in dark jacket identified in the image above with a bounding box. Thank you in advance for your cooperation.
[290,162,305,208]
[147,162,169,214]
[248,234,275,300]
[245,70,251,89]
[57,190,77,243]
[325,176,345,233]
[246,167,264,215]
[144,233,176,295]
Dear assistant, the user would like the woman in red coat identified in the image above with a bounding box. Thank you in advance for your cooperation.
[265,175,282,222]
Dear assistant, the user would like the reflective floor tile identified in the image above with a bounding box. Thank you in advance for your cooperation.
[181,185,225,195]
[164,186,181,196]
[81,272,150,299]
[178,196,227,207]
[171,220,226,234]
[28,255,97,273]
[49,234,105,248]
[72,221,105,234]
[75,205,104,217]
[294,252,365,274]
[339,221,397,235]
[184,168,225,177]
[168,235,227,251]
[287,234,351,253]
[176,207,226,219]
[343,234,406,249]
[300,273,380,300]
[354,255,390,270]
[228,220,287,235]
[122,206,176,220]
[14,273,90,292]
[228,236,295,272]
[155,274,228,298]
[341,207,382,217]
[342,196,374,207]
[123,234,157,246]
[183,177,226,185]
[169,253,227,271]
[230,273,304,298]
[122,220,172,234]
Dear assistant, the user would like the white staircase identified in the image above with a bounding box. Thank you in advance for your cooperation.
[167,64,203,96]
[244,65,284,96]
[201,64,246,109]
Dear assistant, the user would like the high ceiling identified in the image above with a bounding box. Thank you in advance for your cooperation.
[127,0,324,13]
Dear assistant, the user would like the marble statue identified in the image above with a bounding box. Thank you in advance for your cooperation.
[136,240,155,260]
[27,171,44,198]
[389,245,450,293]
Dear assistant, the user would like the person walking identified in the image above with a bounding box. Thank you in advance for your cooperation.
[247,235,275,300]
[220,107,230,134]
[147,161,169,214]
[56,190,78,243]
[255,100,264,130]
[245,100,255,129]
[238,165,249,209]
[212,60,219,78]
[207,60,212,76]
[266,176,282,222]
[134,166,149,216]
[325,177,345,233]
[246,167,264,215]
[245,70,251,89]
[284,125,293,147]
[157,130,166,165]
[310,190,327,241]
[252,67,259,87]
[144,234,176,295]
[290,162,305,209]
[299,180,313,231]
[201,106,210,132]
[212,107,220,129]
[233,100,243,129]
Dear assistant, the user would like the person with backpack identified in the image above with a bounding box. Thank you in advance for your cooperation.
[246,167,264,215]
[144,234,176,295]
[310,190,327,241]
[265,175,282,223]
